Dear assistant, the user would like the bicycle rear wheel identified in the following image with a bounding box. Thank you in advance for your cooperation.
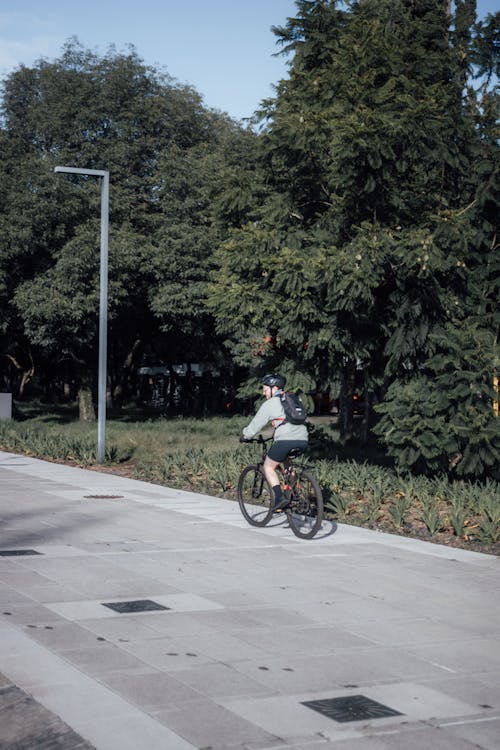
[237,465,274,526]
[287,469,324,539]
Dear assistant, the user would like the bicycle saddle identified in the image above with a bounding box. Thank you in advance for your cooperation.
[287,448,304,459]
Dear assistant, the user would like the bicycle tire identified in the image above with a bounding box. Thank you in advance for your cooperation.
[237,465,274,527]
[286,468,324,539]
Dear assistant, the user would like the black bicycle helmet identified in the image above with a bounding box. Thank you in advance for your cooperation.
[261,373,286,389]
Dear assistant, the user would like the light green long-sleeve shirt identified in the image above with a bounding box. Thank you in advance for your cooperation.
[242,394,308,442]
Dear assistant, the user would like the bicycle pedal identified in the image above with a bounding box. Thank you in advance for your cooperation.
[273,503,291,513]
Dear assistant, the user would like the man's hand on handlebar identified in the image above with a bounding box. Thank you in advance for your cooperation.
[239,434,268,444]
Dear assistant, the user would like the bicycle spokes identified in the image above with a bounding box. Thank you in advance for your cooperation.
[287,470,324,539]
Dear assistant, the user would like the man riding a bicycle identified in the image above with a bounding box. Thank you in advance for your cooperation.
[240,373,308,511]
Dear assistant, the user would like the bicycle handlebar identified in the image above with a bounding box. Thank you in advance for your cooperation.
[239,434,271,445]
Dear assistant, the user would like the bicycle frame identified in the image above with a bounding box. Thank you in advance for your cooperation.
[242,434,311,498]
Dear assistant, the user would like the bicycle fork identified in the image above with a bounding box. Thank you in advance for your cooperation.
[252,471,265,499]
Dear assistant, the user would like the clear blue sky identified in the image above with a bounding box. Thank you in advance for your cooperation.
[0,0,497,122]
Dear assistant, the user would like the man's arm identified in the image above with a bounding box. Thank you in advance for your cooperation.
[242,400,273,438]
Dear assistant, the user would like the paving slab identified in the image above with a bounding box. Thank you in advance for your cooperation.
[0,670,95,750]
[1,449,499,749]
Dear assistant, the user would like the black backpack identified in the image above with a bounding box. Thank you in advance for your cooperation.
[278,391,307,425]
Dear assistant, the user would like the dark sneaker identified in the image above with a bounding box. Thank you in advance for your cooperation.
[273,496,290,512]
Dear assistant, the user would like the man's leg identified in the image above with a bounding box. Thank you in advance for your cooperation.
[263,456,288,509]
[263,456,280,488]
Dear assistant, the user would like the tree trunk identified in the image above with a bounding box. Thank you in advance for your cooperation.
[362,395,370,443]
[5,353,34,400]
[78,384,96,422]
[360,367,370,444]
[18,368,34,399]
[112,338,142,407]
[62,360,73,401]
[339,359,356,441]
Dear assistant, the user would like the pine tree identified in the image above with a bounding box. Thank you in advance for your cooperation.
[209,1,499,475]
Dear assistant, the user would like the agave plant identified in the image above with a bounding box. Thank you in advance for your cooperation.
[388,494,413,529]
[418,491,444,536]
[476,493,500,544]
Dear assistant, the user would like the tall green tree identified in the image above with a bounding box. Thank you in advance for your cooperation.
[0,40,247,415]
[375,5,499,478]
[209,0,499,476]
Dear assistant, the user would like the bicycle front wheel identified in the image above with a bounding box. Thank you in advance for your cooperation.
[287,469,324,539]
[237,465,274,527]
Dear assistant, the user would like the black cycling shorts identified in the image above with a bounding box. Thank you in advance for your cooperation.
[267,440,309,462]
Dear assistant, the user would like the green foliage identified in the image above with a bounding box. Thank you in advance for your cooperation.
[208,0,499,471]
[470,10,500,86]
[0,39,251,404]
[374,321,500,478]
[418,490,445,536]
[0,420,124,465]
[388,494,412,529]
[477,493,500,543]
[449,499,469,538]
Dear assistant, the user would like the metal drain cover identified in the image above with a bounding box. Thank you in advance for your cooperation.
[302,695,403,723]
[101,599,170,614]
[0,549,42,556]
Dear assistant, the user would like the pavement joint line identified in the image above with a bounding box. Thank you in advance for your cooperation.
[427,661,458,674]
[291,553,349,558]
[438,716,500,727]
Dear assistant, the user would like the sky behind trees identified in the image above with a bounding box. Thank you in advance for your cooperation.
[1,0,498,122]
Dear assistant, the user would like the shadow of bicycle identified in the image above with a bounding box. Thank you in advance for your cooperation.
[265,514,338,540]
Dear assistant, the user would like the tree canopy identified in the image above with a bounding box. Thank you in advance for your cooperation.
[0,40,251,413]
[208,0,499,477]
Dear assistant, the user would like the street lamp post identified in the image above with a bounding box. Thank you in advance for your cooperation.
[54,166,109,463]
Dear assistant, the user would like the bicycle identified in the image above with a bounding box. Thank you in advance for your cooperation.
[237,435,324,539]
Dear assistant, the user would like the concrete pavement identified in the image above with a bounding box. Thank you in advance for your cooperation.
[0,449,499,750]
